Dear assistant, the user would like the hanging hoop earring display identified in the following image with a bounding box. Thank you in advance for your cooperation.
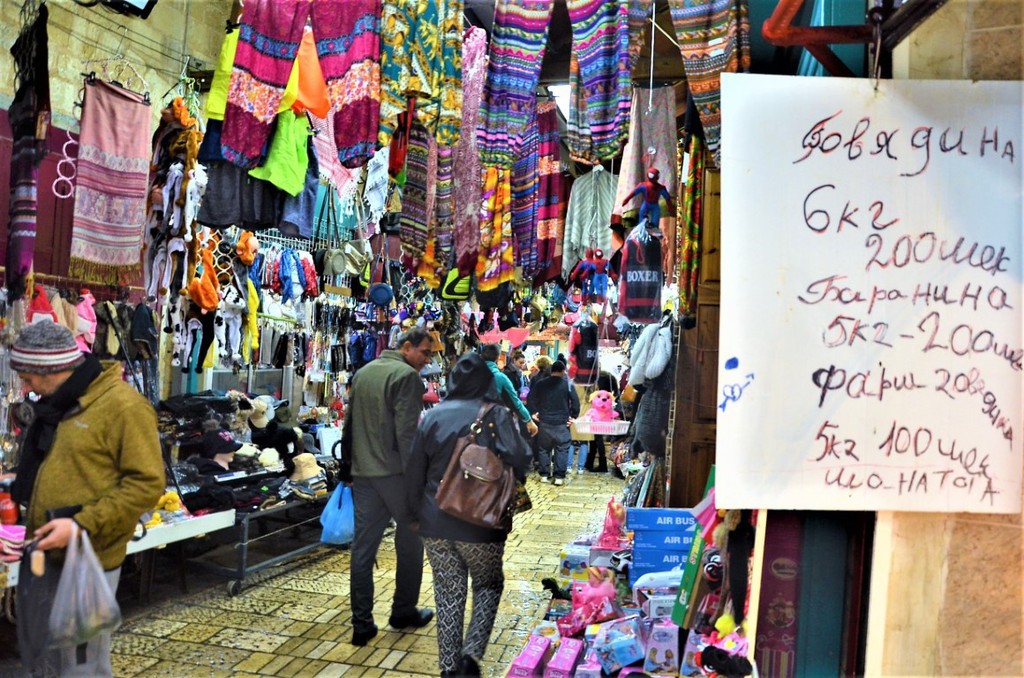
[53,128,79,200]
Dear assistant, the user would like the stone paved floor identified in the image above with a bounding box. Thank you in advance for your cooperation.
[6,470,620,678]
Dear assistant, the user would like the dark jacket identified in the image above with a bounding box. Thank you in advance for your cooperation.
[406,354,531,543]
[349,350,425,477]
[527,373,580,426]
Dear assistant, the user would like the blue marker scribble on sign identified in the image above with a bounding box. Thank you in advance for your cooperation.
[719,358,754,412]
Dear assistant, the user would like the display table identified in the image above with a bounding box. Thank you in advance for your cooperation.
[0,510,236,621]
[192,494,329,596]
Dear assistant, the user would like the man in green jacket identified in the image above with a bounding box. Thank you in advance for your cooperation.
[9,320,164,676]
[347,326,435,646]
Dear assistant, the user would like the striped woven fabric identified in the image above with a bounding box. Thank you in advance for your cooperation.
[679,134,704,316]
[565,53,600,166]
[477,0,555,167]
[511,105,540,277]
[566,0,632,159]
[534,101,564,281]
[400,121,432,258]
[433,146,455,267]
[667,0,751,168]
[476,166,515,292]
[453,26,488,275]
[626,0,655,68]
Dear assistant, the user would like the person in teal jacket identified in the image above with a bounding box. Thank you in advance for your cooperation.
[480,344,538,438]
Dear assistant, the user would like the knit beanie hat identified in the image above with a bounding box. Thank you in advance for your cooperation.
[11,320,86,374]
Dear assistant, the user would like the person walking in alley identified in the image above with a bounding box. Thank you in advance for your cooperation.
[406,352,531,677]
[480,344,538,438]
[527,360,580,485]
[347,327,435,646]
[7,320,165,676]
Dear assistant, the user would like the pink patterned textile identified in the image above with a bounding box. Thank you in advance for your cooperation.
[452,26,488,276]
[70,78,152,282]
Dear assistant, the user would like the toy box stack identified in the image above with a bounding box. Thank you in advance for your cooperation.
[626,507,696,587]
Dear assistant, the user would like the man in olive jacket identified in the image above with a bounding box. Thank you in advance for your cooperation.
[347,327,435,646]
[8,320,164,675]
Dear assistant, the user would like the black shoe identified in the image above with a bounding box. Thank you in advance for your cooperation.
[388,607,434,630]
[350,624,378,646]
[458,655,481,676]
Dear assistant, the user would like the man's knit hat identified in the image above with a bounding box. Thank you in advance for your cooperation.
[11,320,86,374]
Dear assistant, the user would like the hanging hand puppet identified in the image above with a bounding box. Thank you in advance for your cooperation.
[622,167,674,227]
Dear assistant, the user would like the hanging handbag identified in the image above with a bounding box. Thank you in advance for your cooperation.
[435,403,517,531]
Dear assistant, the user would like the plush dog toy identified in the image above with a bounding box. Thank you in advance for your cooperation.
[581,390,619,422]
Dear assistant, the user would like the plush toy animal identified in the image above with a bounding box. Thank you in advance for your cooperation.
[582,390,619,421]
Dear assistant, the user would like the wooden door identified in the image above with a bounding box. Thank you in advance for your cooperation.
[669,164,721,508]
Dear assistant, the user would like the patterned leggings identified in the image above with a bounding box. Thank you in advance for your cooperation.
[423,538,505,673]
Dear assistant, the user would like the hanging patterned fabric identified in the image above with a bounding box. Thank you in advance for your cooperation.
[378,0,463,148]
[613,85,678,223]
[432,0,465,146]
[70,78,152,283]
[565,53,599,166]
[433,146,455,266]
[565,0,632,159]
[476,167,515,293]
[452,26,487,276]
[562,166,617,280]
[400,121,434,260]
[6,4,50,301]
[534,102,564,282]
[626,0,655,68]
[679,135,704,317]
[222,0,382,169]
[476,0,555,167]
[667,0,751,168]
[511,105,540,278]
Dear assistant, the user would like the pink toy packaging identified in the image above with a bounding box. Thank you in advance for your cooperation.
[643,620,680,673]
[507,635,554,677]
[573,649,603,678]
[543,637,584,678]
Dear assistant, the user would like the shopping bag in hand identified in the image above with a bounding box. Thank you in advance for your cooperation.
[320,484,355,545]
[48,524,122,648]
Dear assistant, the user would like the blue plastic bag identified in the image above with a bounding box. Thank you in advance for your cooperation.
[320,484,354,545]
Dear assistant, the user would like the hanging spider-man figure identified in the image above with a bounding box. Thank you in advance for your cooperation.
[622,166,674,227]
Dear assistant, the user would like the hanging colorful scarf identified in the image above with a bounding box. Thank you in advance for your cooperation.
[476,166,515,292]
[534,102,563,281]
[511,105,540,278]
[627,0,655,68]
[566,0,632,159]
[400,121,432,259]
[433,146,455,266]
[432,0,465,147]
[667,0,751,168]
[679,135,704,317]
[565,53,599,166]
[70,78,152,283]
[477,0,554,167]
[7,4,50,301]
[378,1,421,148]
[452,26,487,275]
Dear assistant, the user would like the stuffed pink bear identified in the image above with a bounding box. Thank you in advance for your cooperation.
[581,390,619,421]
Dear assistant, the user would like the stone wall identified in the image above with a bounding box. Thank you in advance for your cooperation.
[1,0,233,131]
[875,1,1024,676]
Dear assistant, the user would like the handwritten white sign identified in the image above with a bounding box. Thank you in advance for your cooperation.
[717,74,1022,513]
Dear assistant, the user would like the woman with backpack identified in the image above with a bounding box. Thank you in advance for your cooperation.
[405,352,531,677]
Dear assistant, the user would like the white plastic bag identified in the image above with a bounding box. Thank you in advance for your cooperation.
[48,524,122,648]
